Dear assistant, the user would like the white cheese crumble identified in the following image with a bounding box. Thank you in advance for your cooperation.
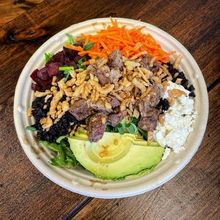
[154,81,196,156]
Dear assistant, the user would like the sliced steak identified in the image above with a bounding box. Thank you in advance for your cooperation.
[137,84,162,117]
[69,99,94,121]
[138,109,160,131]
[109,68,122,83]
[140,55,149,68]
[88,64,111,85]
[88,113,107,142]
[90,99,112,113]
[150,63,160,73]
[108,112,124,127]
[107,96,120,109]
[134,87,141,97]
[108,50,123,70]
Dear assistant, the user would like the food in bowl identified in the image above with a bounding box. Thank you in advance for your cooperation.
[26,19,196,180]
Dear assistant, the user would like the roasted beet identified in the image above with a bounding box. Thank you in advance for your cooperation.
[30,68,51,91]
[35,77,52,89]
[63,47,78,60]
[63,57,77,69]
[30,46,89,92]
[73,55,82,63]
[46,62,59,77]
[37,67,49,80]
[49,51,64,64]
[31,83,40,91]
[30,69,39,81]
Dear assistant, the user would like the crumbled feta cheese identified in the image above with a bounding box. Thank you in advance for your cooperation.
[154,81,196,154]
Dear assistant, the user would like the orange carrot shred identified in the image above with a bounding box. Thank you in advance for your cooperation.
[66,19,171,62]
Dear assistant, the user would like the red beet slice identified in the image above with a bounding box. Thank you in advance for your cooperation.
[37,67,49,80]
[46,62,59,77]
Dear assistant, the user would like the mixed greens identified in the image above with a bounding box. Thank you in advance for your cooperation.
[40,139,77,168]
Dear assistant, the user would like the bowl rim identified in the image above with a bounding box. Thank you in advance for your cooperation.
[13,17,209,199]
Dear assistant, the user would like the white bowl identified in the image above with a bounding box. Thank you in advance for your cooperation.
[14,18,208,199]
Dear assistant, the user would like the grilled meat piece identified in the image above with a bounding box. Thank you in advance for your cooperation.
[107,112,124,127]
[137,84,162,117]
[69,99,94,121]
[108,50,123,70]
[138,109,160,131]
[87,113,107,142]
[107,95,120,109]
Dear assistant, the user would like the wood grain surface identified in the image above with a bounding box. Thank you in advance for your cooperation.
[0,0,219,219]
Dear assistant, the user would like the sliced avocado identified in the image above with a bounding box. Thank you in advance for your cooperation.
[68,133,164,180]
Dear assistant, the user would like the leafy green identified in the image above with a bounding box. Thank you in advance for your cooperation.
[56,135,67,143]
[105,117,148,140]
[137,128,148,140]
[130,117,139,126]
[66,33,74,44]
[105,125,113,132]
[126,123,138,134]
[114,123,126,134]
[44,52,53,63]
[25,125,36,131]
[77,57,86,70]
[59,66,74,71]
[59,66,74,81]
[83,42,94,51]
[63,70,70,82]
[39,139,78,168]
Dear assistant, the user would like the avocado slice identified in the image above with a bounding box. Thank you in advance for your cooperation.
[68,133,164,180]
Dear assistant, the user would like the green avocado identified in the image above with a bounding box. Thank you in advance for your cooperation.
[68,132,164,180]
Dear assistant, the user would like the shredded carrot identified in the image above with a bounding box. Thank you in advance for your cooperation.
[64,19,172,62]
[64,44,83,52]
[83,61,90,65]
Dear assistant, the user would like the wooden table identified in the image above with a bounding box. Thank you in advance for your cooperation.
[0,0,219,219]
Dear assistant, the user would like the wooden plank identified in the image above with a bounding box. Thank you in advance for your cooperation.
[0,95,86,219]
[0,0,44,25]
[71,84,220,220]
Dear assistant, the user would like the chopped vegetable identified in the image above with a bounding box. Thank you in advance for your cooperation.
[40,139,78,168]
[138,128,148,140]
[77,57,86,69]
[64,19,171,62]
[56,135,67,143]
[25,125,36,131]
[126,123,138,134]
[63,44,83,52]
[44,52,53,63]
[66,33,74,45]
[83,42,94,51]
[59,66,74,71]
[105,117,147,139]
[63,70,70,82]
